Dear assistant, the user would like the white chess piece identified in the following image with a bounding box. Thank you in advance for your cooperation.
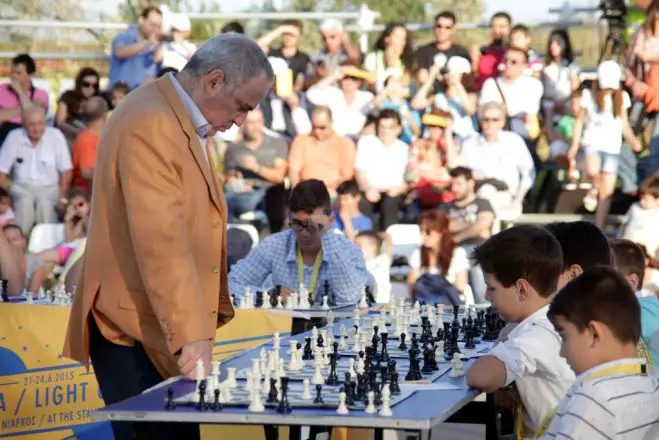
[312,363,324,385]
[211,360,221,377]
[301,378,313,400]
[353,307,361,327]
[276,296,283,309]
[221,381,233,402]
[227,367,238,388]
[327,311,335,327]
[26,292,34,304]
[449,353,464,377]
[348,358,357,379]
[252,358,261,375]
[195,359,205,386]
[245,372,254,392]
[291,292,299,309]
[278,358,286,378]
[379,386,392,417]
[336,392,349,415]
[248,380,265,412]
[359,290,369,309]
[356,357,365,375]
[263,370,271,395]
[364,391,376,414]
[321,295,329,310]
[267,350,276,373]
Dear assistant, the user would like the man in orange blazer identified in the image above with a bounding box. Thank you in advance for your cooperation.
[63,34,273,440]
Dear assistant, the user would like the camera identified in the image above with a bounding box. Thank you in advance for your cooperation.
[600,0,627,29]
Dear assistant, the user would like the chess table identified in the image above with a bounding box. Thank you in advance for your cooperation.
[93,314,486,435]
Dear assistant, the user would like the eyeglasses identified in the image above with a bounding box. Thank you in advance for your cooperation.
[289,219,322,233]
[81,81,99,89]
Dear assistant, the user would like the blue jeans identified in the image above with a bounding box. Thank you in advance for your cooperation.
[618,142,639,194]
[645,113,659,179]
[459,242,487,305]
[225,188,267,222]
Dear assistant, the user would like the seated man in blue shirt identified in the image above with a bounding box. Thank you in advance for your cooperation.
[332,179,373,242]
[229,179,367,304]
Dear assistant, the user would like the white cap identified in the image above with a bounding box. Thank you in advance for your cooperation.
[597,60,622,90]
[268,57,289,75]
[447,56,471,75]
[433,53,448,69]
[320,19,343,33]
[170,13,191,32]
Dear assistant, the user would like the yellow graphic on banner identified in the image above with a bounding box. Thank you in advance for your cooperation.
[0,304,292,439]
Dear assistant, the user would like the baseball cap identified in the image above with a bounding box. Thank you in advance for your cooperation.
[170,13,191,32]
[447,56,472,75]
[320,19,343,33]
[597,60,622,90]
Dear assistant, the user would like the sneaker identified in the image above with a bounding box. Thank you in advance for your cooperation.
[583,189,599,212]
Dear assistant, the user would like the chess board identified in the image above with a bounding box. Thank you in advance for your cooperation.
[235,361,451,384]
[170,380,415,410]
[336,336,495,360]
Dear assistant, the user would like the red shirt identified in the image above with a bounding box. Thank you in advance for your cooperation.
[476,46,506,91]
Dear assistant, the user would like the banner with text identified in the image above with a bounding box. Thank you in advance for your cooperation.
[0,304,291,439]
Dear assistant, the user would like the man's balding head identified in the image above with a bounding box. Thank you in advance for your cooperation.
[22,106,46,142]
[83,96,109,123]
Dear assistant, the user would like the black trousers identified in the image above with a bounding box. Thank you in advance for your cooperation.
[88,316,200,440]
[361,194,404,231]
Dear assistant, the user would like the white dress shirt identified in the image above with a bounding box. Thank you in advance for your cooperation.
[480,75,544,118]
[0,127,72,186]
[540,358,659,440]
[458,131,536,196]
[355,134,408,192]
[488,305,575,435]
[306,85,373,138]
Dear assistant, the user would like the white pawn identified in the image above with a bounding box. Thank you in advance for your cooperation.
[359,290,369,309]
[211,360,221,377]
[379,386,392,417]
[449,352,464,377]
[262,292,271,309]
[364,391,376,414]
[227,367,238,389]
[301,378,313,400]
[348,358,357,379]
[249,380,265,412]
[245,372,254,392]
[356,357,366,375]
[221,381,233,402]
[263,371,271,395]
[321,295,329,310]
[336,391,349,415]
[312,363,324,385]
[276,296,283,309]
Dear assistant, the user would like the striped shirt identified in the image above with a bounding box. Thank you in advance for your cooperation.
[540,358,659,439]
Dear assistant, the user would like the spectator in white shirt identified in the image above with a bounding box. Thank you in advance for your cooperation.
[355,109,409,230]
[161,13,196,72]
[619,174,659,259]
[458,102,535,217]
[542,266,659,439]
[466,225,575,438]
[0,106,72,234]
[568,61,642,229]
[480,47,543,146]
[306,62,374,139]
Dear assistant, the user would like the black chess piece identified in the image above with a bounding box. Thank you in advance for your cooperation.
[277,377,292,413]
[213,388,222,411]
[255,291,264,308]
[165,387,176,409]
[465,325,476,349]
[196,380,207,411]
[453,305,460,321]
[380,333,389,363]
[324,280,337,306]
[405,349,417,381]
[317,333,324,349]
[326,353,339,385]
[389,371,401,394]
[398,333,407,350]
[421,344,433,373]
[436,325,445,342]
[302,337,313,360]
[365,285,375,305]
[267,377,279,403]
[313,384,324,404]
[333,341,340,361]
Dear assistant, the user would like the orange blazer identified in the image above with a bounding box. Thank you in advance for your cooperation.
[63,76,235,378]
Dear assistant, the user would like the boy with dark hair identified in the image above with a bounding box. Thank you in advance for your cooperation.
[545,221,612,290]
[542,266,659,439]
[611,239,659,365]
[466,225,575,438]
[229,179,367,304]
[332,179,372,241]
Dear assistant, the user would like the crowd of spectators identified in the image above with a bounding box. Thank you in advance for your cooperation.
[1,4,659,304]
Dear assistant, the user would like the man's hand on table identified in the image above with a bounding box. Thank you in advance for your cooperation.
[178,339,213,380]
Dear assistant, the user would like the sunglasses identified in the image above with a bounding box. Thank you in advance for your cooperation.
[81,80,99,89]
[289,219,323,233]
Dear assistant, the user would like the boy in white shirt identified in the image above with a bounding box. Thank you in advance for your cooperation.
[355,230,392,304]
[541,266,659,439]
[466,225,575,438]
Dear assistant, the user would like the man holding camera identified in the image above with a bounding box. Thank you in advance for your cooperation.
[109,6,165,90]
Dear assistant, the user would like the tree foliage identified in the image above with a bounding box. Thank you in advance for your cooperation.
[0,0,82,20]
